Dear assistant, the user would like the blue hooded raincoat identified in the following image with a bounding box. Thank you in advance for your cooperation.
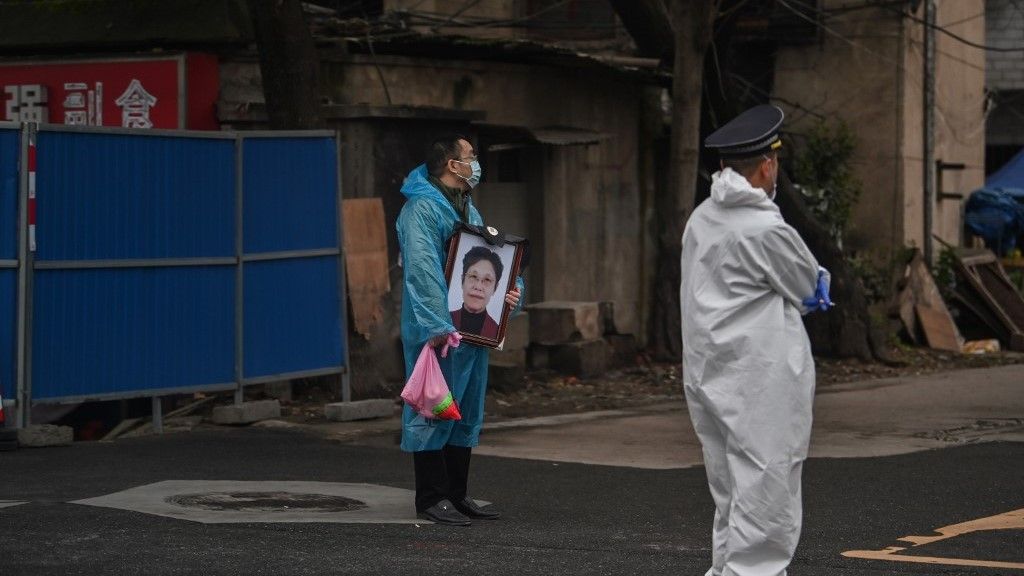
[397,164,523,452]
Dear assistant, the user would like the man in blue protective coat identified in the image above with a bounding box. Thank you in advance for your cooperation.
[396,135,523,526]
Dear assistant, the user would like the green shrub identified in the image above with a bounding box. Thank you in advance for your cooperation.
[792,120,862,250]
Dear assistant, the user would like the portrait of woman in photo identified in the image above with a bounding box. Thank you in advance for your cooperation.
[450,246,503,338]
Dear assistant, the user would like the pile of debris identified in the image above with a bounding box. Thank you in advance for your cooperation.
[894,248,1024,353]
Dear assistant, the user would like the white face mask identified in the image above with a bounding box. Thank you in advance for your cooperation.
[453,159,482,189]
[763,154,778,201]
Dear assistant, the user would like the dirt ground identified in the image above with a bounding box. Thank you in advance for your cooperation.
[274,345,1024,423]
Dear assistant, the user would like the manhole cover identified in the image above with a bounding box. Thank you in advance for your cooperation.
[167,491,367,512]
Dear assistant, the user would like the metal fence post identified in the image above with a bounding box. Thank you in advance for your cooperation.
[15,123,37,427]
[234,134,245,406]
[335,133,351,403]
[14,124,29,428]
[152,396,163,434]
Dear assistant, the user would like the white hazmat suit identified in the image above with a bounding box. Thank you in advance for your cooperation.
[680,167,828,576]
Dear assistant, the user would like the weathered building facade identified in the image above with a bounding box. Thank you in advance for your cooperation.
[773,0,986,262]
[1,0,660,386]
[986,0,1024,175]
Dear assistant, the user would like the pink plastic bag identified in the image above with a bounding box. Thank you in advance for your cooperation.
[400,333,463,420]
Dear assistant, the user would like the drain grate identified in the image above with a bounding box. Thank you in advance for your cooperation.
[167,491,367,512]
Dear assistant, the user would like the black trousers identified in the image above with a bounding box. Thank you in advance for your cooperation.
[413,445,472,512]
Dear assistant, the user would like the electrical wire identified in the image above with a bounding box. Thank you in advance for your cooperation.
[398,0,594,29]
[878,1,1024,53]
[776,0,902,68]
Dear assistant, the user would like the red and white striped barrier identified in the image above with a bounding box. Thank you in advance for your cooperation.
[28,131,36,252]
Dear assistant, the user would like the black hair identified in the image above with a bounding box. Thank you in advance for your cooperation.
[722,152,774,178]
[462,246,503,284]
[427,134,469,178]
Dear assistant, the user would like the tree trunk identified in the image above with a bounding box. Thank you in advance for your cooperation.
[607,0,674,60]
[774,172,895,362]
[248,0,324,129]
[648,0,717,360]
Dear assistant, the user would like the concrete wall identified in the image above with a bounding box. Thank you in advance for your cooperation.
[773,3,905,259]
[986,0,1024,171]
[987,0,1024,90]
[773,0,985,260]
[903,0,986,250]
[326,54,645,335]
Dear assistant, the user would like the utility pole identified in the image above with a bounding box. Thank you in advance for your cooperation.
[923,0,936,263]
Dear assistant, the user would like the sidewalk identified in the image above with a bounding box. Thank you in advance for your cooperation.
[286,363,1024,470]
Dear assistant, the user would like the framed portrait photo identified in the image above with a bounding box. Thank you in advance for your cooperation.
[444,224,526,349]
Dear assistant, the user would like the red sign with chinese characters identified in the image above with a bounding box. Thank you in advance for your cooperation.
[0,54,219,130]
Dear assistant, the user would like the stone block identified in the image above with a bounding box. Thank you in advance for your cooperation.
[489,347,526,367]
[324,399,396,422]
[488,361,526,393]
[606,334,639,367]
[17,424,73,447]
[212,400,281,425]
[528,345,550,370]
[527,301,603,345]
[599,301,618,335]
[501,312,530,351]
[550,339,609,377]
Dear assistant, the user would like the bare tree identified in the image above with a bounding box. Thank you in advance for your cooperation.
[612,0,891,362]
[613,0,718,359]
[606,0,674,61]
[773,172,894,361]
[247,0,324,129]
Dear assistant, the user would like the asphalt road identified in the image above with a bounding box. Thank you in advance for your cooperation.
[1,425,1022,576]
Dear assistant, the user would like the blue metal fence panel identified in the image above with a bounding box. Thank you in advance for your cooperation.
[23,129,346,405]
[35,131,235,260]
[0,270,14,402]
[243,256,342,379]
[32,267,234,401]
[0,128,18,403]
[0,128,18,260]
[242,137,338,253]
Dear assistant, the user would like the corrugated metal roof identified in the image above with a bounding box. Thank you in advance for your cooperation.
[531,126,610,146]
[0,0,251,52]
[475,123,610,148]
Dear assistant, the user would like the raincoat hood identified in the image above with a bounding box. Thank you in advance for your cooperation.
[402,164,447,202]
[711,167,776,209]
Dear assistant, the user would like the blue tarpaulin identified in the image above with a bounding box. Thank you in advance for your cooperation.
[965,148,1024,255]
[986,147,1024,193]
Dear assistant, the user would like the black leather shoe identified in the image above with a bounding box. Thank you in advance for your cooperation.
[453,497,501,519]
[418,499,471,526]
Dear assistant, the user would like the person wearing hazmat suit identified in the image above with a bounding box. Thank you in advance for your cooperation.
[396,135,523,526]
[680,105,832,576]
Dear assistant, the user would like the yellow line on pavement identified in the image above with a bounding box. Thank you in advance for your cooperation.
[842,508,1024,570]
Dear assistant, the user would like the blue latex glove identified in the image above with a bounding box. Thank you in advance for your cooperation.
[802,270,834,312]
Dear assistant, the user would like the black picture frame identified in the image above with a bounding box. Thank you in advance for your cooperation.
[444,225,526,349]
